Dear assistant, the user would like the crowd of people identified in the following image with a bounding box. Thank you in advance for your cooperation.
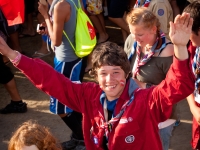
[1,0,200,150]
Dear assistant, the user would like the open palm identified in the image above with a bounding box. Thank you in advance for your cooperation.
[169,13,193,46]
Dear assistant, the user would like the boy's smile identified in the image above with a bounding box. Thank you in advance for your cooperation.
[96,65,126,101]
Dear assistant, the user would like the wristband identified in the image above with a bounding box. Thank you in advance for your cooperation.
[10,51,22,65]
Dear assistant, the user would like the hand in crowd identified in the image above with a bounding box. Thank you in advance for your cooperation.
[169,12,193,46]
[38,2,49,19]
[37,22,49,35]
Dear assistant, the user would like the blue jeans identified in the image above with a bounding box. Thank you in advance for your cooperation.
[159,123,175,150]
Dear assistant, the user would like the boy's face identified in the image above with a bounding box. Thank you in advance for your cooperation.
[190,30,200,47]
[96,65,127,101]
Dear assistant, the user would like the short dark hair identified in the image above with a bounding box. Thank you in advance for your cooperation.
[183,1,200,35]
[90,41,130,78]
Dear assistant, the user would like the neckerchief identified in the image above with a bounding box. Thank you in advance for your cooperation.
[134,0,151,8]
[90,79,139,148]
[193,47,200,96]
[131,32,166,78]
[95,90,137,141]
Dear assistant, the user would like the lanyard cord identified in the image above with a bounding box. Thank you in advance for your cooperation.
[100,93,135,140]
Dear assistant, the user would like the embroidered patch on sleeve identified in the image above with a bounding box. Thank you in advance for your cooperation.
[158,9,164,16]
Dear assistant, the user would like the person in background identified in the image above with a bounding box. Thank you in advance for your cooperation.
[32,13,51,58]
[134,0,173,41]
[8,120,62,150]
[38,0,85,149]
[0,31,27,114]
[107,0,130,43]
[86,0,109,44]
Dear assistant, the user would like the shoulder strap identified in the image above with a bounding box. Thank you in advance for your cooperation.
[63,30,76,51]
[69,0,81,10]
[128,42,137,61]
[158,42,173,56]
[62,0,82,51]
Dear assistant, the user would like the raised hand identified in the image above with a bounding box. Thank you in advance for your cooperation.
[38,2,49,19]
[169,12,193,46]
[37,22,49,36]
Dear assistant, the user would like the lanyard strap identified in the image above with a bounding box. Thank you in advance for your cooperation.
[100,93,136,140]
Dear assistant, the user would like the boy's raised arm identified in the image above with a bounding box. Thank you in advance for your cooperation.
[149,13,195,122]
[0,38,94,113]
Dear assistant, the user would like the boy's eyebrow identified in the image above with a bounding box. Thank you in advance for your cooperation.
[112,68,121,70]
[99,67,121,71]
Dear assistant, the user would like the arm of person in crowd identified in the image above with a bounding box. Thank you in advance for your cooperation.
[38,1,70,46]
[149,13,195,123]
[36,13,49,36]
[187,94,200,125]
[0,37,97,113]
[38,2,52,35]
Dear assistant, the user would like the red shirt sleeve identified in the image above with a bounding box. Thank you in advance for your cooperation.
[15,55,99,113]
[149,56,195,123]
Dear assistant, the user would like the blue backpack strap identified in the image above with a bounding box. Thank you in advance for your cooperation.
[128,42,137,61]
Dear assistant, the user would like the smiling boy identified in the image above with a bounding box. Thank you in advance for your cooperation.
[0,13,195,150]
